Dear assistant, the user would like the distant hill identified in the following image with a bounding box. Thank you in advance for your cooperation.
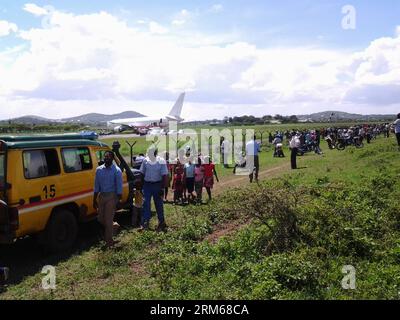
[0,111,145,126]
[1,110,396,126]
[0,115,57,125]
[60,111,145,124]
[297,111,396,122]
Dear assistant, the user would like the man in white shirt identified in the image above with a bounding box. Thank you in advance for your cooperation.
[245,135,261,183]
[221,137,231,168]
[289,134,301,170]
[394,113,400,150]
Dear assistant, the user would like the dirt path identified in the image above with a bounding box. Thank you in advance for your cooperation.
[213,162,290,196]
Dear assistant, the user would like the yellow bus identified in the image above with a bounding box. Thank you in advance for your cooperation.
[0,133,133,252]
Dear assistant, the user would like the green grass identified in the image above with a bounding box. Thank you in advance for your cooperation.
[1,135,400,299]
[100,122,317,178]
[100,122,359,156]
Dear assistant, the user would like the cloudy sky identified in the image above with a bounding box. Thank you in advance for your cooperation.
[0,0,399,121]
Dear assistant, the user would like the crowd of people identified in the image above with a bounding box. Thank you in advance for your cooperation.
[168,153,220,205]
[93,114,400,246]
[132,150,220,204]
[323,122,397,148]
[262,117,400,170]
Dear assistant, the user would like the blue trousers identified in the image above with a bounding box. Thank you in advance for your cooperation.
[142,182,165,225]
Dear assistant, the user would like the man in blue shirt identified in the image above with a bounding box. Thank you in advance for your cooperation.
[140,147,169,232]
[93,151,123,248]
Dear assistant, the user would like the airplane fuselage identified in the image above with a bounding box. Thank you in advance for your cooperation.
[108,92,185,133]
[109,116,170,128]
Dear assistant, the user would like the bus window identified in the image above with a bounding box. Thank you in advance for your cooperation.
[62,147,92,173]
[96,150,106,166]
[23,149,61,179]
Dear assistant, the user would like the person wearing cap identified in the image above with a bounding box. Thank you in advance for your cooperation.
[139,147,169,231]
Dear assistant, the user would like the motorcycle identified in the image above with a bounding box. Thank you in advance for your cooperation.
[296,143,313,156]
[336,136,364,150]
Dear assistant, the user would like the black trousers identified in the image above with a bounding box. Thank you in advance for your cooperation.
[396,133,400,146]
[248,155,260,182]
[291,148,298,169]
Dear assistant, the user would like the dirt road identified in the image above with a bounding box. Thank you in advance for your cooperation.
[213,163,290,195]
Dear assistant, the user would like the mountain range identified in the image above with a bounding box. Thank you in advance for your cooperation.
[0,111,144,125]
[0,110,396,125]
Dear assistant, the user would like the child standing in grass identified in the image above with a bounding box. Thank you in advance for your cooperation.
[203,156,219,202]
[184,158,196,204]
[194,157,205,204]
[172,159,184,204]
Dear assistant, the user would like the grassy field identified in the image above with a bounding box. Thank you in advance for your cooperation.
[100,122,362,178]
[1,133,400,299]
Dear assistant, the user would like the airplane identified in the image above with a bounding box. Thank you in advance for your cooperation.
[108,92,185,135]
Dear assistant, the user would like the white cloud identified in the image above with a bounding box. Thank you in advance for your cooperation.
[172,20,186,26]
[170,9,194,27]
[0,8,399,120]
[23,3,50,16]
[149,21,169,34]
[0,20,18,37]
[180,9,190,17]
[340,34,400,106]
[210,4,224,13]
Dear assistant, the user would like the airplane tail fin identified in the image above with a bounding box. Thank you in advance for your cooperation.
[167,92,185,121]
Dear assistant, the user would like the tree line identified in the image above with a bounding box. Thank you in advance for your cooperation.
[0,123,91,134]
[223,115,299,125]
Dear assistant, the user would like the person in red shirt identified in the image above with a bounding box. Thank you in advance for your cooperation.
[172,159,184,204]
[194,157,205,204]
[203,156,219,202]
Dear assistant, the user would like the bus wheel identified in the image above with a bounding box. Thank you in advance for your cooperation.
[45,209,78,252]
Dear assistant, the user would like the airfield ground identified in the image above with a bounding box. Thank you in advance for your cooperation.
[1,127,399,300]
